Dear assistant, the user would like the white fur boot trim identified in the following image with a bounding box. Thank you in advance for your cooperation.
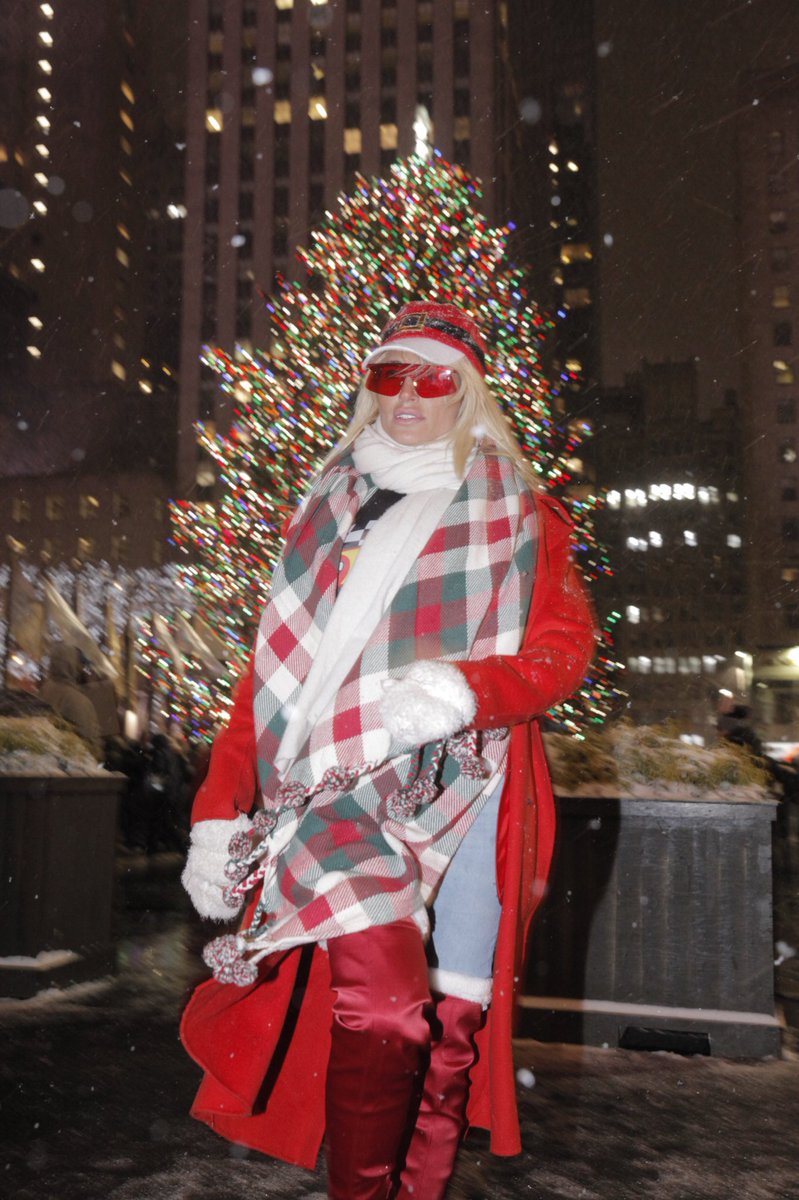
[428,967,493,1009]
[182,813,253,921]
[380,660,477,745]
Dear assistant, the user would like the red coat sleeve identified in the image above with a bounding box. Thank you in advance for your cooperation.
[190,659,259,826]
[457,493,597,728]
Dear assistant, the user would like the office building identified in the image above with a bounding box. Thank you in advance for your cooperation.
[177,0,523,493]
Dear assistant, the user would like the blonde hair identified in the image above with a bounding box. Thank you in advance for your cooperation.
[321,356,540,491]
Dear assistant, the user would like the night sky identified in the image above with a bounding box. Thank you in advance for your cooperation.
[596,0,799,408]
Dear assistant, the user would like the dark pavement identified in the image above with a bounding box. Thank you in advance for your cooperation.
[1,848,798,1200]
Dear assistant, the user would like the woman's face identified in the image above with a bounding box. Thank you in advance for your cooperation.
[372,350,463,446]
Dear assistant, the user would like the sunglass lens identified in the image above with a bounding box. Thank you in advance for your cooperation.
[366,364,459,398]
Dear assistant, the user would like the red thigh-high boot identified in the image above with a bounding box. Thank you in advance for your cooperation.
[394,990,487,1200]
[325,918,432,1200]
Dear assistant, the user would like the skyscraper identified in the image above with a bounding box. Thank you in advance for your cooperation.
[736,63,799,737]
[177,0,521,494]
[0,0,186,569]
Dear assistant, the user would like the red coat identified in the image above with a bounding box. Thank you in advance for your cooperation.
[180,492,596,1167]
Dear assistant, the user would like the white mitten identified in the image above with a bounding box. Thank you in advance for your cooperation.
[380,660,476,745]
[181,812,253,920]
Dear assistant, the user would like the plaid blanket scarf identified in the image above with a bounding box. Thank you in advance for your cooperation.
[204,450,536,985]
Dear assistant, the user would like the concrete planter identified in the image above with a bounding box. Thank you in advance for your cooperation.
[520,792,781,1058]
[0,774,124,998]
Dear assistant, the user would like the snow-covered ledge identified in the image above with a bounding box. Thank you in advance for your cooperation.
[543,721,773,804]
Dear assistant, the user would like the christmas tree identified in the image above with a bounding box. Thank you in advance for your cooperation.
[142,153,622,740]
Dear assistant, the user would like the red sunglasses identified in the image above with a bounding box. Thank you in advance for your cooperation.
[365,362,460,399]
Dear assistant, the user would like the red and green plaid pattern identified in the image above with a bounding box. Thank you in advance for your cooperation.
[244,451,536,960]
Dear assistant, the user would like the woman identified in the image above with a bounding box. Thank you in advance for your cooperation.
[180,300,596,1199]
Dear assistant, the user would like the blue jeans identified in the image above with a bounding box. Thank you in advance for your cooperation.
[426,774,503,1002]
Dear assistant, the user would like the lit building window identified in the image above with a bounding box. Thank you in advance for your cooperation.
[566,160,579,172]
[120,108,134,131]
[121,81,135,103]
[626,605,640,624]
[275,0,294,8]
[36,115,50,130]
[79,495,100,519]
[30,257,45,272]
[563,287,591,307]
[773,286,791,308]
[121,136,132,155]
[28,316,43,330]
[344,127,362,154]
[780,439,797,463]
[116,247,129,267]
[309,96,327,119]
[34,172,48,186]
[206,109,223,132]
[119,168,132,185]
[138,379,153,394]
[673,482,696,500]
[274,100,292,124]
[560,243,593,264]
[726,533,742,548]
[37,86,52,102]
[40,3,54,16]
[26,345,42,358]
[33,200,47,215]
[774,360,795,385]
[38,30,53,46]
[38,59,52,73]
[606,489,621,509]
[380,123,398,150]
[625,536,648,552]
[702,656,717,673]
[117,222,131,239]
[649,530,663,547]
[35,143,49,158]
[624,487,647,508]
[111,360,126,381]
[683,530,697,546]
[549,162,559,174]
